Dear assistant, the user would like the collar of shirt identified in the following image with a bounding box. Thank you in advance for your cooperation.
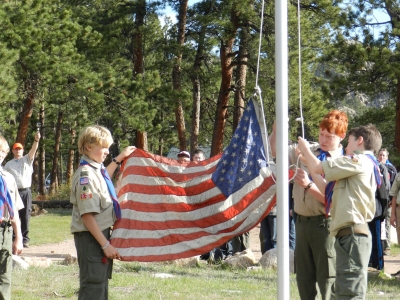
[81,155,102,170]
[311,143,344,158]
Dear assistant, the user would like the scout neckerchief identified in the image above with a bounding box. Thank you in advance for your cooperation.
[80,159,122,220]
[0,173,14,221]
[365,154,382,188]
[316,148,344,217]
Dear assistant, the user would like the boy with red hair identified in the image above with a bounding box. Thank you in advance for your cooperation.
[270,110,348,300]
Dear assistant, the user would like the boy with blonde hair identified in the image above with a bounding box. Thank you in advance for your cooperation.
[298,124,382,299]
[0,135,24,300]
[70,125,135,300]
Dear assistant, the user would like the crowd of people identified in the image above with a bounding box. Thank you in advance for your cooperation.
[69,120,400,300]
[2,114,400,299]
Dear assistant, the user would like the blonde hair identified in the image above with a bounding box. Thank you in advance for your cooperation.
[0,135,10,154]
[78,125,113,156]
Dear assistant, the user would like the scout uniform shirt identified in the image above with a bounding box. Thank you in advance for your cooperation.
[4,154,33,189]
[289,142,343,217]
[0,168,24,220]
[70,155,116,233]
[322,150,377,237]
[389,173,400,204]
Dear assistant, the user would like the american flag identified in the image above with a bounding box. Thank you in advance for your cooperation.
[110,99,276,262]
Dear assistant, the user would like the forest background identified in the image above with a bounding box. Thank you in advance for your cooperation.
[0,0,399,197]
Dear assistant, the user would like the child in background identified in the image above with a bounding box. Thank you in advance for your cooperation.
[70,125,135,300]
[297,124,382,299]
[0,135,23,300]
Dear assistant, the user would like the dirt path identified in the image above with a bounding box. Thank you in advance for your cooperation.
[19,225,400,275]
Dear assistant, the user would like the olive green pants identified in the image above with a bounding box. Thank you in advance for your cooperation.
[295,215,336,300]
[231,232,250,254]
[74,229,113,300]
[335,233,371,299]
[0,225,13,300]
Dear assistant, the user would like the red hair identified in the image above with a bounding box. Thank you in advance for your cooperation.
[319,110,348,136]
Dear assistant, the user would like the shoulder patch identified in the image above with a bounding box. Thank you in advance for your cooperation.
[80,177,89,185]
[80,170,89,177]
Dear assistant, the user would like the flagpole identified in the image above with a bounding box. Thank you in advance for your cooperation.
[275,1,290,299]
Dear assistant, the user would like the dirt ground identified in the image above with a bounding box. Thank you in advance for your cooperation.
[20,224,400,275]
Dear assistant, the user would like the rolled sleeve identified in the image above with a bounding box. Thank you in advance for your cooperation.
[322,156,364,182]
[389,174,400,197]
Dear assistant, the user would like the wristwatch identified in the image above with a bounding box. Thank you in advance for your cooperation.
[112,158,122,165]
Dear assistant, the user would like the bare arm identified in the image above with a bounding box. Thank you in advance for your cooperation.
[390,197,397,228]
[11,215,23,255]
[269,121,277,158]
[293,168,325,203]
[106,146,136,177]
[297,137,324,174]
[28,132,41,161]
[81,213,121,259]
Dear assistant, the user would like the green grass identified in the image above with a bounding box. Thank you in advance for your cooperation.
[390,243,400,256]
[29,208,73,245]
[12,209,400,299]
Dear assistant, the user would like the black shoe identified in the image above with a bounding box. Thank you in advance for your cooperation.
[23,243,29,248]
[391,270,400,276]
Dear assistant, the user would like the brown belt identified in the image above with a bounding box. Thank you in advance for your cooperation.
[336,223,370,238]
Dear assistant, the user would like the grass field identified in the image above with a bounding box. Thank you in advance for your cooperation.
[11,209,400,299]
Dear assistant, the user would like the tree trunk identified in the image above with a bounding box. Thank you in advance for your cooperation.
[395,78,400,153]
[66,123,76,184]
[132,0,148,151]
[133,0,145,76]
[37,104,45,195]
[189,27,206,155]
[210,9,239,156]
[158,135,163,156]
[233,28,249,130]
[49,111,63,195]
[173,0,189,151]
[135,131,148,151]
[16,78,36,145]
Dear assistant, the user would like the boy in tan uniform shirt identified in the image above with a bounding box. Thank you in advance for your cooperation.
[270,110,348,300]
[0,135,24,300]
[298,124,382,299]
[70,125,135,300]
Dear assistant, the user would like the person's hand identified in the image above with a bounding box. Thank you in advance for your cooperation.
[294,168,312,189]
[12,237,23,255]
[297,137,309,154]
[390,213,397,228]
[295,146,307,165]
[35,131,41,141]
[103,244,122,260]
[120,146,136,160]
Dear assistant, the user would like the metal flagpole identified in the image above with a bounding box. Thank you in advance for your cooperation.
[275,1,290,299]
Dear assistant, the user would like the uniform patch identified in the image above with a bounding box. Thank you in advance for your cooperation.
[80,177,89,185]
[80,170,89,177]
[351,155,359,163]
[80,193,93,200]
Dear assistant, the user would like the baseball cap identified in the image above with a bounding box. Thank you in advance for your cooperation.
[177,151,190,158]
[13,143,23,150]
